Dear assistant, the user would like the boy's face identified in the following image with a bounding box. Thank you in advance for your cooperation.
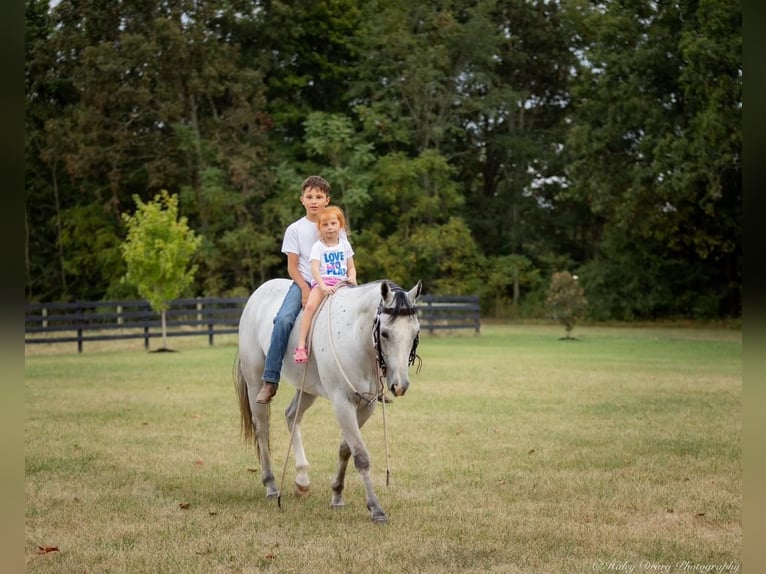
[300,186,330,220]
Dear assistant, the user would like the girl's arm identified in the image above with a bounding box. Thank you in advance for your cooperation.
[312,259,332,295]
[310,259,323,287]
[346,256,357,285]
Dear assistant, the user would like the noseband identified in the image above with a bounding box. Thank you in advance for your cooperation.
[372,285,421,377]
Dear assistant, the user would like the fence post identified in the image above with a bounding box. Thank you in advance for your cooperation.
[144,326,150,350]
[117,305,123,326]
[76,304,83,353]
[427,299,435,334]
[205,300,215,346]
[42,307,48,329]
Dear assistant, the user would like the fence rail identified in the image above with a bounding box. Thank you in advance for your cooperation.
[25,293,480,352]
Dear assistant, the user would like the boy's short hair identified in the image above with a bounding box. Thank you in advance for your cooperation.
[301,175,331,195]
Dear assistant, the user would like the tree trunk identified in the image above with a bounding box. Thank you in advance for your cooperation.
[161,310,168,350]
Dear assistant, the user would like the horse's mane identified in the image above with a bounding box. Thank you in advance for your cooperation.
[382,280,416,316]
[349,280,417,317]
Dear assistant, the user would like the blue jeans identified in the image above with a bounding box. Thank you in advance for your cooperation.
[262,282,303,385]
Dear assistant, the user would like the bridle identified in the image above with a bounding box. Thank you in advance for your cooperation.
[372,293,422,378]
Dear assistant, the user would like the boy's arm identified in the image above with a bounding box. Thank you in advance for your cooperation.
[287,252,312,306]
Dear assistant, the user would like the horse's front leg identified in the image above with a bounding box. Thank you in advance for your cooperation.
[330,438,351,508]
[331,400,387,523]
[285,390,317,497]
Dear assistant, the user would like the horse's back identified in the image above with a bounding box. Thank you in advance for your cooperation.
[238,278,292,363]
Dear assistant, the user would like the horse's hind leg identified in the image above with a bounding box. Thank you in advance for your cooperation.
[285,390,317,497]
[237,359,279,499]
[251,398,279,498]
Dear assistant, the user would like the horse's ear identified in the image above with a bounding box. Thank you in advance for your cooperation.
[381,280,393,304]
[408,280,422,303]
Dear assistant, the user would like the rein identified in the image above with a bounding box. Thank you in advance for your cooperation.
[325,290,394,486]
[369,285,421,486]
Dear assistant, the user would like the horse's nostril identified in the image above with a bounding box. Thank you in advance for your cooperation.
[392,384,407,397]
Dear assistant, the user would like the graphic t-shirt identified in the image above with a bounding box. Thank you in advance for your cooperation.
[309,238,354,283]
[282,217,348,284]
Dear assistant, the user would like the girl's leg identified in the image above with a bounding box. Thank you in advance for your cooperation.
[296,308,312,350]
[296,288,323,349]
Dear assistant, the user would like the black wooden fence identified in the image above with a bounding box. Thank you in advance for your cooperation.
[25,294,480,353]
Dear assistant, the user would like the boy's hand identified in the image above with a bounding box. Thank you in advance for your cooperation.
[300,284,311,307]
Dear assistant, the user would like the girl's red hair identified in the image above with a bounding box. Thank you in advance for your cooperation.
[317,206,347,230]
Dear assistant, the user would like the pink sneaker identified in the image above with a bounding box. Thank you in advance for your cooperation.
[294,347,308,363]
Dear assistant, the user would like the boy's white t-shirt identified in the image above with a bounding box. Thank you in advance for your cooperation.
[281,217,348,284]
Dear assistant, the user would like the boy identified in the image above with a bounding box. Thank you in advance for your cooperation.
[256,175,337,404]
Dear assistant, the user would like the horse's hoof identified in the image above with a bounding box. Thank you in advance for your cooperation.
[330,501,345,509]
[295,483,311,498]
[371,511,389,524]
[265,486,280,499]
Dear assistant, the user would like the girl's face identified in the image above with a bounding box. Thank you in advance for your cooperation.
[319,216,341,240]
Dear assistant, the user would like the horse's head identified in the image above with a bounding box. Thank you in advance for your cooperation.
[373,280,423,397]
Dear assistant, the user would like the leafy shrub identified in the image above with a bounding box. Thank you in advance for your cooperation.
[546,271,588,338]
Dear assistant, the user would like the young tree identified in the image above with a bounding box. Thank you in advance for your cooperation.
[546,271,587,339]
[121,191,203,351]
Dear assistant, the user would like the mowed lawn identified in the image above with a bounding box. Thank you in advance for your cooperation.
[25,324,742,574]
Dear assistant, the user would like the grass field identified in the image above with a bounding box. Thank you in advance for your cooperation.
[24,324,742,573]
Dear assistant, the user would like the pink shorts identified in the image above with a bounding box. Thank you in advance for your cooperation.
[311,277,344,289]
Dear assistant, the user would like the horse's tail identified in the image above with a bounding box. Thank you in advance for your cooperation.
[233,352,254,444]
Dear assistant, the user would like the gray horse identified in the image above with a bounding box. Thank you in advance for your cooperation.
[235,279,422,523]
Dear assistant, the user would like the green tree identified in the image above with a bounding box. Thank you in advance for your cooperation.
[352,0,580,309]
[25,0,79,301]
[25,0,273,301]
[303,111,375,230]
[546,271,587,339]
[24,0,742,321]
[352,148,467,287]
[253,0,364,155]
[482,254,541,318]
[458,0,578,259]
[562,0,741,318]
[353,0,469,154]
[121,191,203,351]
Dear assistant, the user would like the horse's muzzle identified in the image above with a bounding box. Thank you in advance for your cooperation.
[391,383,407,397]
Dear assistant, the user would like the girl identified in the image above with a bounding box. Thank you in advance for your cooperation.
[293,206,357,363]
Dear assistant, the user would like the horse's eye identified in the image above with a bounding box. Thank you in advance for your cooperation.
[381,331,389,339]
